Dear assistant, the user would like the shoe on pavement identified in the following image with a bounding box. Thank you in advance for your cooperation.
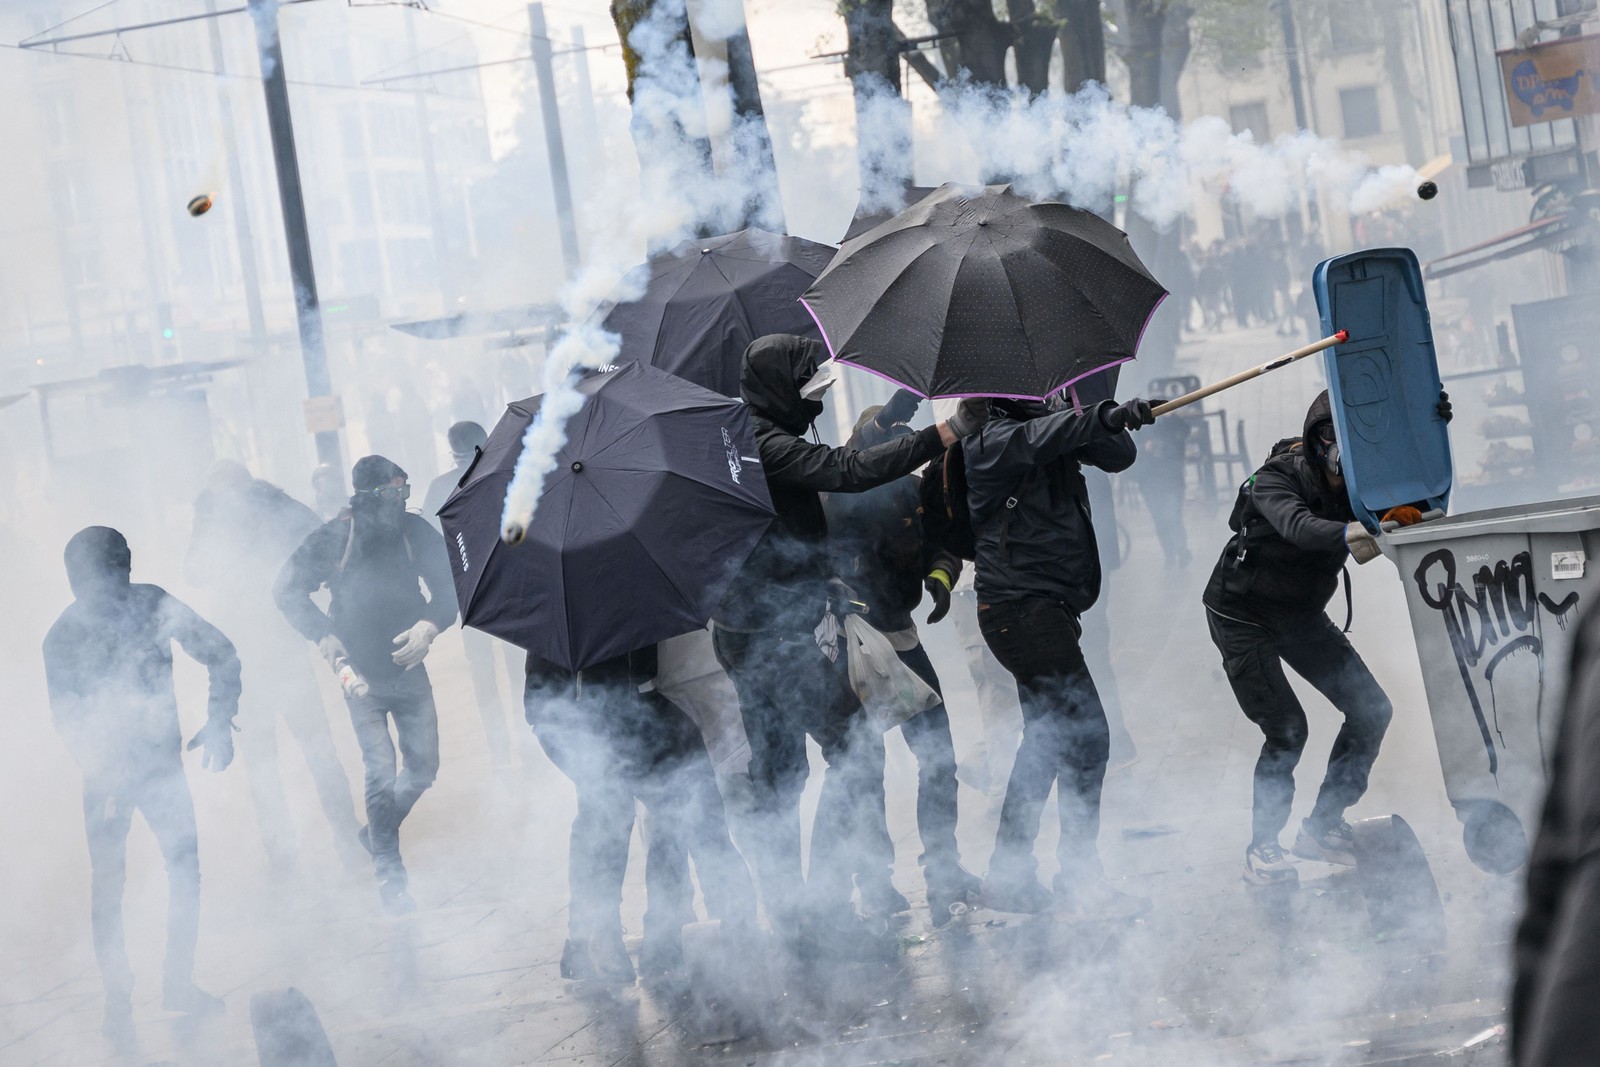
[797,908,897,963]
[856,877,911,920]
[1243,841,1300,886]
[378,879,418,916]
[162,980,224,1016]
[1292,819,1357,866]
[926,864,982,927]
[980,873,1052,915]
[560,930,638,984]
[639,930,686,977]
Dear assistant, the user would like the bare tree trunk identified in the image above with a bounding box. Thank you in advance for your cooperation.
[926,0,1013,88]
[1054,0,1105,94]
[1007,0,1057,96]
[1377,0,1426,163]
[718,5,787,232]
[844,0,913,196]
[1120,0,1165,109]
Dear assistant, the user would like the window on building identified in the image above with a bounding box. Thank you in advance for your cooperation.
[367,104,419,158]
[385,238,435,294]
[1326,2,1378,53]
[348,173,375,227]
[1228,101,1270,143]
[1339,86,1382,139]
[341,113,366,160]
[377,171,429,228]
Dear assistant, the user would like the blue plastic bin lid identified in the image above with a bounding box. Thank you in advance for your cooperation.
[1312,247,1453,532]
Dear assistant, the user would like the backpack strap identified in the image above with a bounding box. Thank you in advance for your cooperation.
[1340,564,1353,634]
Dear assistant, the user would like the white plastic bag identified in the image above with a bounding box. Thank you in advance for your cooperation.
[844,614,941,732]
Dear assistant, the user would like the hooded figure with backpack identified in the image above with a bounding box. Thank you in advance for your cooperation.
[712,334,987,960]
[274,455,458,914]
[959,393,1156,919]
[1203,389,1449,886]
[825,396,982,924]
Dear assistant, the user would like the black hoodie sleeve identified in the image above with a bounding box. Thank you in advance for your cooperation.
[759,423,944,495]
[273,521,343,643]
[157,590,243,725]
[1250,464,1349,554]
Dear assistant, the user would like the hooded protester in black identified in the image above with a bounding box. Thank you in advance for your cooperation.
[42,526,241,1032]
[1203,392,1394,887]
[711,333,972,957]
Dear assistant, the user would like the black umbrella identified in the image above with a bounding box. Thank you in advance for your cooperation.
[598,228,836,399]
[841,186,938,243]
[801,183,1168,401]
[437,362,774,671]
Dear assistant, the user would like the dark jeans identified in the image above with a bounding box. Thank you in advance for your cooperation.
[84,767,199,1003]
[713,624,891,923]
[527,684,756,941]
[895,643,960,875]
[979,598,1110,889]
[346,668,440,887]
[1206,608,1394,846]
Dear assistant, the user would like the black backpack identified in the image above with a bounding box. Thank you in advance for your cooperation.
[919,443,977,561]
[1227,436,1303,533]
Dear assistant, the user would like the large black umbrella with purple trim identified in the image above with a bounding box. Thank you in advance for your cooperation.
[801,183,1167,401]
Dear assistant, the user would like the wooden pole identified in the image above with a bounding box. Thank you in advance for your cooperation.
[1151,330,1348,417]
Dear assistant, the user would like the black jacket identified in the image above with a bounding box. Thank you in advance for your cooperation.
[963,401,1136,613]
[1513,610,1600,1067]
[186,479,321,597]
[714,334,945,632]
[824,418,962,634]
[43,585,241,782]
[1202,392,1352,630]
[273,509,458,682]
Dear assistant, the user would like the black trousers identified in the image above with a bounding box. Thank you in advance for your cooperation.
[528,683,755,941]
[713,624,891,923]
[895,642,961,875]
[1206,608,1393,846]
[84,767,200,1004]
[978,598,1109,889]
[345,668,440,886]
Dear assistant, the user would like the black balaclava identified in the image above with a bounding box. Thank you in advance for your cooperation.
[64,526,132,605]
[740,334,828,435]
[350,454,409,535]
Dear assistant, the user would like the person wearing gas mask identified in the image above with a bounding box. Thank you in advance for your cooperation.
[713,334,987,960]
[274,455,458,914]
[423,421,519,769]
[1203,390,1450,887]
[43,527,242,1041]
[825,395,981,924]
[964,391,1156,919]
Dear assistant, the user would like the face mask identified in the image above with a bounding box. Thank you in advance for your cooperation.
[1319,435,1341,477]
[799,358,841,401]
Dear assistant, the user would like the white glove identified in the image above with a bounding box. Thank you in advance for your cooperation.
[391,620,439,669]
[1345,522,1380,565]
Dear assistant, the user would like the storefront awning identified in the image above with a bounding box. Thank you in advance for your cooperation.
[1424,212,1578,279]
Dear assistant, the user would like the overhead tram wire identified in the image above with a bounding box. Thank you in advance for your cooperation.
[18,0,126,46]
[16,0,325,51]
[0,39,411,96]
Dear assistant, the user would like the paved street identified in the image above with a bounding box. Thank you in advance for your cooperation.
[0,324,1520,1066]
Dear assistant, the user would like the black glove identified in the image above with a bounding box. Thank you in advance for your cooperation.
[187,718,236,772]
[946,398,990,439]
[924,568,953,624]
[1437,390,1453,422]
[877,389,921,429]
[1101,397,1155,432]
[826,577,867,616]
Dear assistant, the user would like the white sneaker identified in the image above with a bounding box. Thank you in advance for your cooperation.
[1243,842,1299,886]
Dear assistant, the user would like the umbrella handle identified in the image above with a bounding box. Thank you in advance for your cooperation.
[1150,331,1348,418]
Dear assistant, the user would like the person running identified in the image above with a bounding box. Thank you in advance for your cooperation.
[1203,390,1448,886]
[43,527,241,1043]
[422,421,519,769]
[274,455,458,914]
[963,393,1155,918]
[524,646,758,984]
[186,460,363,872]
[826,395,981,924]
[712,334,986,959]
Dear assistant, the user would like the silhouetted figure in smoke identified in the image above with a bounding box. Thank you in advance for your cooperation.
[711,334,985,960]
[1514,610,1600,1067]
[423,421,517,769]
[525,646,757,984]
[1202,390,1448,886]
[826,398,981,924]
[186,461,363,872]
[42,526,241,1042]
[310,463,345,521]
[1129,411,1193,569]
[964,394,1154,919]
[274,456,458,914]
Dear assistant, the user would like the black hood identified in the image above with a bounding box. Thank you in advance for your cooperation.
[740,334,828,435]
[1304,390,1333,441]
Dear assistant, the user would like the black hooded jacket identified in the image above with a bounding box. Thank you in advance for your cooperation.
[714,334,946,632]
[1202,391,1353,629]
[962,398,1136,613]
[186,478,321,597]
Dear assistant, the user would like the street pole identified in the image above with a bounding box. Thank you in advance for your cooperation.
[205,0,267,350]
[1276,0,1320,234]
[246,0,341,469]
[528,3,580,277]
[404,12,455,310]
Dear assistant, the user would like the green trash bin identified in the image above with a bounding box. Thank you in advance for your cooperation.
[1383,495,1600,873]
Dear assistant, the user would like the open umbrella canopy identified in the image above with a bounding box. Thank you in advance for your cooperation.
[801,183,1167,401]
[437,362,775,671]
[598,228,836,399]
